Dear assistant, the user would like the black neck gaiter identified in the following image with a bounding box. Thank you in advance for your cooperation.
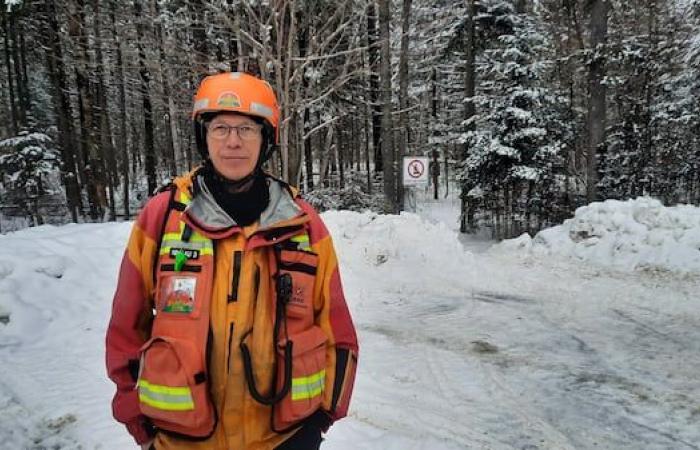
[202,164,270,227]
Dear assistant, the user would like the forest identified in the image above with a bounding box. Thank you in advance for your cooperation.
[1,0,699,238]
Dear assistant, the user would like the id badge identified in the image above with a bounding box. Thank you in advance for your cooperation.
[160,276,197,313]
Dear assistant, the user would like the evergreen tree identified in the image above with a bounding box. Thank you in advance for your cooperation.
[461,2,572,238]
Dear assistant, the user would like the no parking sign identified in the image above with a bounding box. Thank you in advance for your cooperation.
[403,157,429,186]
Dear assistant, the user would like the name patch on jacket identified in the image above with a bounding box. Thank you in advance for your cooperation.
[169,248,200,260]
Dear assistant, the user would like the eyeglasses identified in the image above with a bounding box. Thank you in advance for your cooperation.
[207,123,262,141]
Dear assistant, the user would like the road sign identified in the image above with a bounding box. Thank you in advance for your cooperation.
[403,157,429,186]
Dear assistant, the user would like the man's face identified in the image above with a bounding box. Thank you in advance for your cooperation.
[206,113,263,181]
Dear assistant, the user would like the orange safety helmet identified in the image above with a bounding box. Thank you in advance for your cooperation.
[192,72,280,161]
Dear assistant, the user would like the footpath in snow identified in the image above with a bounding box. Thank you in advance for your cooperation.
[0,191,699,449]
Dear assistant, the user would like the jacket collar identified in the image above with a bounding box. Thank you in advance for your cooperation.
[173,170,305,237]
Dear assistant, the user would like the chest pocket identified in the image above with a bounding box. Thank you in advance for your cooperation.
[277,249,318,325]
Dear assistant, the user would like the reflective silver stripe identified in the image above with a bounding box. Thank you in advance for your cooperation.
[250,102,273,119]
[194,98,209,111]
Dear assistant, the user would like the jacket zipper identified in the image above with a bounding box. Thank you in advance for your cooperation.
[228,251,242,303]
[226,322,234,374]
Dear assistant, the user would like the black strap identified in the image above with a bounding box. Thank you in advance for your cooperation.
[240,244,293,406]
[152,185,177,286]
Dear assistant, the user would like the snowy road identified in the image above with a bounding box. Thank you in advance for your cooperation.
[344,255,700,450]
[0,193,698,449]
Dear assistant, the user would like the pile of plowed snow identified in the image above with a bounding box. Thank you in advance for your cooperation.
[496,197,700,273]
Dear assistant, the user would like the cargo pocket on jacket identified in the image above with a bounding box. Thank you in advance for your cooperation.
[274,326,327,431]
[137,336,213,431]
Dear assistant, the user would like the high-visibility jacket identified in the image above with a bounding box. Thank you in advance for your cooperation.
[105,170,358,449]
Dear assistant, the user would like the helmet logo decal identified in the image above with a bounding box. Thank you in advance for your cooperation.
[194,98,209,112]
[217,92,241,108]
[250,102,273,118]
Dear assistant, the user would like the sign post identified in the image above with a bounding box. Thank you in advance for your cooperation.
[402,156,429,212]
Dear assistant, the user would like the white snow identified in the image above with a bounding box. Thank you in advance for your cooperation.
[496,197,700,274]
[0,191,699,449]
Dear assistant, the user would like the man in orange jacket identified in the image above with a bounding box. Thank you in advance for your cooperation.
[106,72,358,450]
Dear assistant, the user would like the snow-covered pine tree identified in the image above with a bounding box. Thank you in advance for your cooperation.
[0,130,61,226]
[598,0,698,204]
[460,1,571,239]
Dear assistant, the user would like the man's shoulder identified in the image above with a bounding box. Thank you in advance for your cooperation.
[134,189,177,239]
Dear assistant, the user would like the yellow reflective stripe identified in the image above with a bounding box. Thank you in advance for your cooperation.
[139,394,194,411]
[179,190,192,205]
[291,369,326,401]
[159,221,213,256]
[137,380,194,411]
[138,379,191,395]
[290,234,312,252]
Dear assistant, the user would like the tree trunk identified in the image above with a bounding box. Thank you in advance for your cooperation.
[191,0,209,76]
[432,148,439,200]
[461,0,476,233]
[364,81,373,195]
[94,0,117,221]
[444,147,449,197]
[17,18,30,126]
[397,0,412,211]
[338,121,345,189]
[110,0,129,219]
[367,1,382,174]
[586,0,610,203]
[134,1,157,195]
[304,108,314,191]
[70,0,106,220]
[3,7,18,133]
[9,10,27,128]
[378,0,396,213]
[153,0,178,178]
[45,0,81,222]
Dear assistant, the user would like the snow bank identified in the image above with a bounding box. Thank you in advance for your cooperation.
[497,197,700,273]
[321,211,475,294]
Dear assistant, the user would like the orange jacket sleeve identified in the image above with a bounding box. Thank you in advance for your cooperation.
[105,191,171,444]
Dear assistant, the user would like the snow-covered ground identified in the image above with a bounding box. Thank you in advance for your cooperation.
[0,190,699,449]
